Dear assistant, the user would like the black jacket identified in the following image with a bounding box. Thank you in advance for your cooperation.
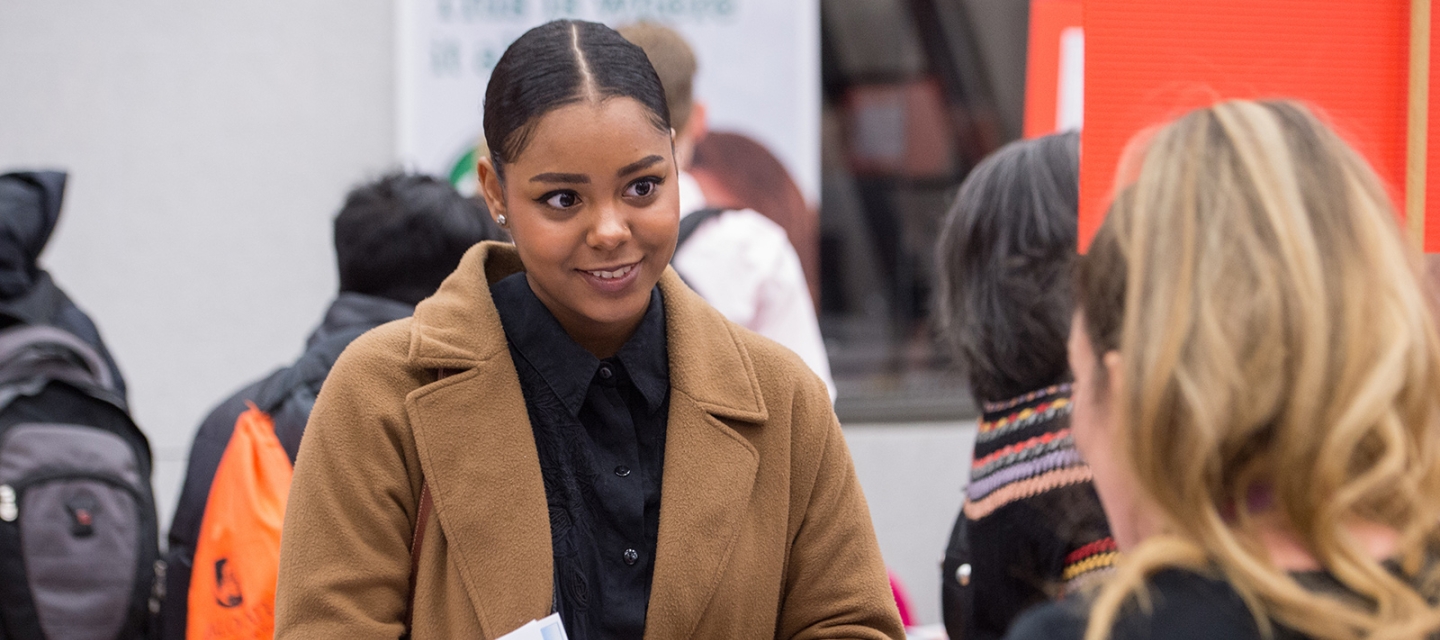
[0,171,127,401]
[1005,567,1440,640]
[158,292,413,639]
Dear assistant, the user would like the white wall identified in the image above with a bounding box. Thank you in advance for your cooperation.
[0,0,397,529]
[845,420,974,628]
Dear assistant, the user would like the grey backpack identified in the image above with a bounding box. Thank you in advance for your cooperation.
[0,325,159,639]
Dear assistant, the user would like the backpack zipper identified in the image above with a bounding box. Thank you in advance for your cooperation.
[0,471,145,523]
[149,558,167,614]
[0,484,14,521]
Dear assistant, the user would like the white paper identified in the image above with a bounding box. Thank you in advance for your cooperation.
[497,613,569,640]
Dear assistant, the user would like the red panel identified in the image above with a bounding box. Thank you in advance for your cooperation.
[1082,0,1410,251]
[1427,1,1440,252]
[1024,0,1084,139]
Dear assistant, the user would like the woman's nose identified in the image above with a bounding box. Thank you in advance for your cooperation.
[587,203,631,250]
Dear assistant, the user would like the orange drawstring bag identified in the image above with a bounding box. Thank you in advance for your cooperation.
[187,404,293,639]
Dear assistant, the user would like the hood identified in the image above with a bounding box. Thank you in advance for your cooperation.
[305,292,415,350]
[0,171,66,298]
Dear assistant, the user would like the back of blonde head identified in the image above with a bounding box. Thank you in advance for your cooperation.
[1077,100,1440,639]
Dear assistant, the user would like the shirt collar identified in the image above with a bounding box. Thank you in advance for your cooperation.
[613,286,669,413]
[491,272,668,416]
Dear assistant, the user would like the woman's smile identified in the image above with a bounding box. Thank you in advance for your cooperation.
[578,260,643,294]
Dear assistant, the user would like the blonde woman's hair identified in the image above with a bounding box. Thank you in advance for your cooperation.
[1074,99,1440,639]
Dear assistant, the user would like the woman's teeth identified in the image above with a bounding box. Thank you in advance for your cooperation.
[586,264,634,280]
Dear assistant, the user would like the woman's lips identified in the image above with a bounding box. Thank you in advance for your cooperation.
[577,261,642,294]
[584,264,635,279]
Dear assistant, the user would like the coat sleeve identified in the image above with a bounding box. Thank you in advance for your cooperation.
[775,373,905,640]
[274,326,424,639]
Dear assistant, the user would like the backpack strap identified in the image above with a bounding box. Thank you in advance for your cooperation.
[404,482,433,632]
[674,207,727,255]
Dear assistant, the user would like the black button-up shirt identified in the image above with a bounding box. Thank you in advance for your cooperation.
[492,273,669,640]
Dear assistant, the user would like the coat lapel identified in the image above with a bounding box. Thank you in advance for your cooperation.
[407,363,553,638]
[644,272,769,639]
[406,242,553,637]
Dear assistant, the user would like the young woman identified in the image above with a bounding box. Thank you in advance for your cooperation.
[272,20,902,640]
[1006,100,1440,639]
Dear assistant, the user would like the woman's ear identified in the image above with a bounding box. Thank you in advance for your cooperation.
[476,156,507,227]
[1102,350,1125,408]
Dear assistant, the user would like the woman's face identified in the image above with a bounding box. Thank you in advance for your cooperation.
[1068,311,1155,550]
[478,97,678,355]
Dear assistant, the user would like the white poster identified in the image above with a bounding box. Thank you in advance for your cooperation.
[397,0,821,204]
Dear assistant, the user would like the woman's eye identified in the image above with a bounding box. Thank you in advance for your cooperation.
[625,178,659,198]
[543,192,579,209]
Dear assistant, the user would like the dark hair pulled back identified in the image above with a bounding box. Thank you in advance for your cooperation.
[484,20,671,178]
[933,132,1080,402]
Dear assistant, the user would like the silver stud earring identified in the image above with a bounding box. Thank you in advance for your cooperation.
[496,214,507,227]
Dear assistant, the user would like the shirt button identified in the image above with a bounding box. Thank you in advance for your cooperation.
[623,548,639,566]
[598,365,614,380]
[614,466,631,477]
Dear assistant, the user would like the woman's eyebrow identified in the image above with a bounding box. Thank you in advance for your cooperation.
[616,155,665,177]
[530,172,589,184]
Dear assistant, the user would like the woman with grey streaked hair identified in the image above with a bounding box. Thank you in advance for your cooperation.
[935,131,1113,640]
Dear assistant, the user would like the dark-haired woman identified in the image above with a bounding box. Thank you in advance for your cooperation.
[933,132,1114,640]
[273,20,902,640]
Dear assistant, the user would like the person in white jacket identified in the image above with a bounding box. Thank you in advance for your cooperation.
[619,22,835,399]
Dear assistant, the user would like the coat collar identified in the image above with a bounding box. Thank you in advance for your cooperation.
[409,241,768,423]
[404,241,768,637]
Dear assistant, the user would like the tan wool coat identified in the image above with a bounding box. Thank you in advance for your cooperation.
[274,241,903,639]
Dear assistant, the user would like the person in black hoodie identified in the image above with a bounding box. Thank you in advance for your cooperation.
[158,172,500,638]
[0,170,128,400]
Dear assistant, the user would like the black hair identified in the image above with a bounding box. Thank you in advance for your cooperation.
[933,132,1080,402]
[483,20,671,179]
[334,172,500,306]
